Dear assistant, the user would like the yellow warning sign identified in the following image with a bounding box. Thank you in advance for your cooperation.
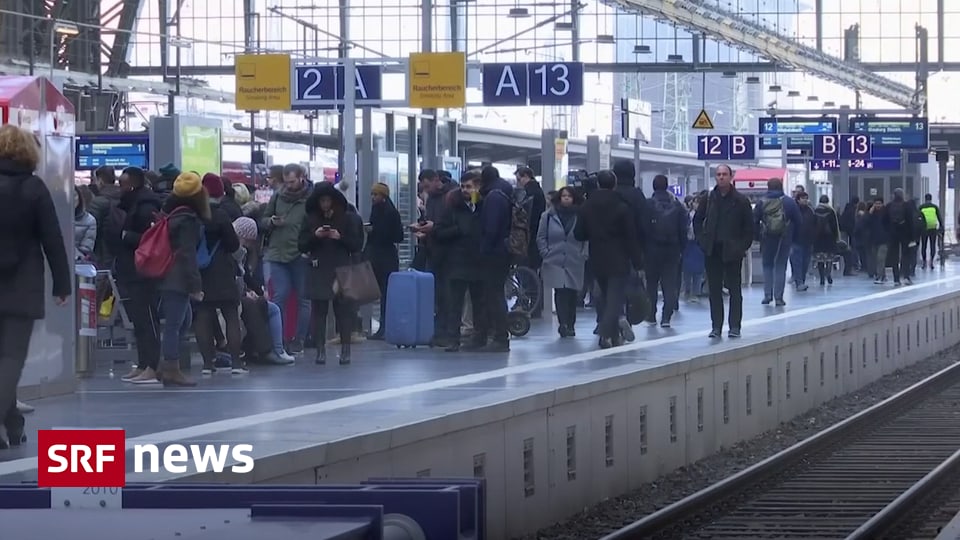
[692,109,714,130]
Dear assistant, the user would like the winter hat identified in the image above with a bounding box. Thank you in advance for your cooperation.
[371,182,390,198]
[202,173,225,198]
[173,172,202,198]
[232,216,258,240]
[159,163,180,180]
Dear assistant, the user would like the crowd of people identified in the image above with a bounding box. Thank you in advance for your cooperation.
[0,116,949,447]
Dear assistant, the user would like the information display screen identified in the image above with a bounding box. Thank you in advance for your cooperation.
[849,117,928,149]
[180,125,222,176]
[76,134,149,171]
[758,117,837,150]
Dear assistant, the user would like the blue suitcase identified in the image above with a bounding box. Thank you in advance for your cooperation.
[385,270,435,348]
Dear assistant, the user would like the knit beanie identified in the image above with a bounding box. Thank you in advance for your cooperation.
[232,216,258,240]
[202,173,225,199]
[173,172,202,198]
[371,182,390,198]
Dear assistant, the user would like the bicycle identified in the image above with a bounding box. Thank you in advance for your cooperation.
[503,264,541,337]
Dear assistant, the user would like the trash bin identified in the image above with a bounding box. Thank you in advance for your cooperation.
[76,264,98,378]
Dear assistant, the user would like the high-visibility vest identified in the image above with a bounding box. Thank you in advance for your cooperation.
[921,206,939,230]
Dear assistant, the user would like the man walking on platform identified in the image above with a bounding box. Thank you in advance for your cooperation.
[643,174,687,328]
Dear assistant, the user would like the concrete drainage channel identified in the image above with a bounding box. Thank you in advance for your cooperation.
[523,351,960,540]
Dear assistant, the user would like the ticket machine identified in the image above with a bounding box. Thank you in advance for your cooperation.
[0,76,77,399]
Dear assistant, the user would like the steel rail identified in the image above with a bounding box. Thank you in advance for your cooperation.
[599,359,960,540]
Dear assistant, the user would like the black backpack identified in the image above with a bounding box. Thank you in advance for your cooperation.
[650,196,682,243]
[888,201,907,226]
[815,210,833,237]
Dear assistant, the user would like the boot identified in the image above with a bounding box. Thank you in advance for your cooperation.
[339,340,351,365]
[159,361,197,387]
[2,412,25,448]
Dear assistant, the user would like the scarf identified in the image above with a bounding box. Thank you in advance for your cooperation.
[556,206,576,235]
[279,181,308,204]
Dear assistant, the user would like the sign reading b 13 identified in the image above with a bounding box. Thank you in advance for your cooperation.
[697,135,756,161]
[813,134,871,160]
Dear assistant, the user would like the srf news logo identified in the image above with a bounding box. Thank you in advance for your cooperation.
[37,430,254,487]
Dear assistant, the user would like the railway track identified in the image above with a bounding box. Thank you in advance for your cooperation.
[600,361,960,540]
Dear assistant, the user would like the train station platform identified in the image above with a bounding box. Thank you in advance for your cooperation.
[3,269,960,538]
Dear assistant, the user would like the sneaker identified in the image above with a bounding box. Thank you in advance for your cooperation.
[231,363,250,375]
[708,328,722,339]
[201,362,216,375]
[130,367,161,384]
[619,318,636,342]
[874,278,884,284]
[120,367,143,382]
[287,338,304,354]
[894,281,902,287]
[761,297,772,305]
[728,328,742,338]
[278,351,296,363]
[904,277,913,285]
[16,400,34,414]
[660,319,671,329]
[775,299,786,307]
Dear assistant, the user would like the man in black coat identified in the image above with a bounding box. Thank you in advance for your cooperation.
[111,167,165,383]
[574,170,643,349]
[87,165,122,265]
[644,174,688,328]
[694,164,755,339]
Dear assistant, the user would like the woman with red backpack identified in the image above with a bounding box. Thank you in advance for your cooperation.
[149,172,210,387]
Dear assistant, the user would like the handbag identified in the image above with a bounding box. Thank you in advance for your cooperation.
[334,254,381,304]
[625,271,651,326]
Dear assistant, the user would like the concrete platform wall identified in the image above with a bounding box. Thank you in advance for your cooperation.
[232,291,960,539]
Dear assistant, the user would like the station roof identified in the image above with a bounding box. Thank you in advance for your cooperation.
[231,123,706,177]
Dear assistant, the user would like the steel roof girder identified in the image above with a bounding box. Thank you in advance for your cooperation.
[618,0,915,108]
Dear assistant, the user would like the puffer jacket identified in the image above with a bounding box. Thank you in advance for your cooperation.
[74,210,97,261]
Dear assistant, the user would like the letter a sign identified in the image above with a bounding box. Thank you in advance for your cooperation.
[692,109,714,130]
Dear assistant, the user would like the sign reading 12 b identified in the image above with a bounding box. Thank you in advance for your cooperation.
[697,135,756,161]
[481,63,584,106]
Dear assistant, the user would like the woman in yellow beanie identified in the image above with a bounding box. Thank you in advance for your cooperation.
[155,171,210,387]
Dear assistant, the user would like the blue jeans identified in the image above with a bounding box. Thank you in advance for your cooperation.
[159,291,192,362]
[761,234,790,301]
[789,244,812,285]
[267,258,311,341]
[266,301,285,355]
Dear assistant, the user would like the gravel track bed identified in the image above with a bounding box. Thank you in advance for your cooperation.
[519,351,960,540]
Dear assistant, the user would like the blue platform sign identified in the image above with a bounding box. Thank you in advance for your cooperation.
[813,134,871,160]
[812,158,902,172]
[291,64,382,109]
[668,184,684,197]
[850,117,928,149]
[759,117,838,150]
[697,134,755,161]
[482,63,528,106]
[482,62,584,106]
[527,62,584,106]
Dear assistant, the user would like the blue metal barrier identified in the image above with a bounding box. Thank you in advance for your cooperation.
[0,479,484,540]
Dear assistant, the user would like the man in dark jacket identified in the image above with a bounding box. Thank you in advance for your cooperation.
[575,170,643,349]
[110,167,164,383]
[87,166,122,265]
[753,178,801,307]
[515,166,546,317]
[612,159,647,253]
[885,188,916,286]
[694,164,754,338]
[790,192,816,291]
[644,174,688,328]
[412,169,457,346]
[840,196,859,269]
[465,165,513,352]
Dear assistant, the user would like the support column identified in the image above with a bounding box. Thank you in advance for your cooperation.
[938,0,945,71]
[339,0,357,205]
[937,151,948,228]
[420,0,438,169]
[585,135,601,172]
[954,154,960,235]
[837,111,851,209]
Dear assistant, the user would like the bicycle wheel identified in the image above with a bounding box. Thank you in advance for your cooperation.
[509,265,542,314]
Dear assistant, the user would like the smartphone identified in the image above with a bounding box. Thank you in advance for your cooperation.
[321,225,332,230]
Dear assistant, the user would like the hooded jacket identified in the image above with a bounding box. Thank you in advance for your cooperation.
[574,188,643,278]
[298,182,364,301]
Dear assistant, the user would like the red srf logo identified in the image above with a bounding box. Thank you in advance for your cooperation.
[37,430,126,487]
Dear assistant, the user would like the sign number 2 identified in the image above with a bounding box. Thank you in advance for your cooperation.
[300,68,324,99]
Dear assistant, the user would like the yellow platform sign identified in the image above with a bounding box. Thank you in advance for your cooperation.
[235,54,291,111]
[408,52,466,108]
[692,109,714,130]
